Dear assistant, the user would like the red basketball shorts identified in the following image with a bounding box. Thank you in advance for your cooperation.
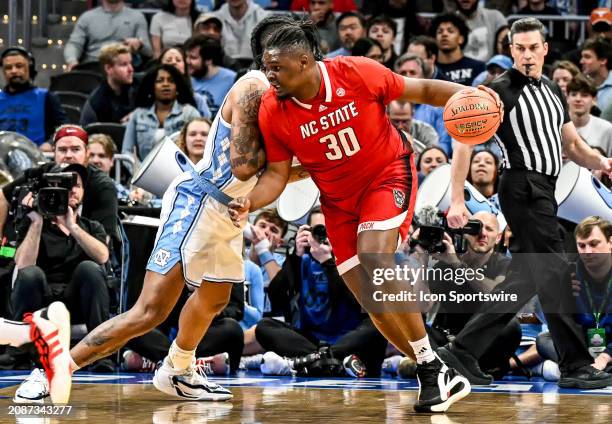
[321,153,417,275]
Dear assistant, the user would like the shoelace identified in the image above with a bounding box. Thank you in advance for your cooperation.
[189,359,219,388]
[194,358,214,375]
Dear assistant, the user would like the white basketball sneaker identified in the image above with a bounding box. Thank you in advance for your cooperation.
[153,356,232,401]
[19,302,72,404]
[13,368,49,404]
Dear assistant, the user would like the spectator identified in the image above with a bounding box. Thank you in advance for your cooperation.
[290,0,355,12]
[466,149,500,206]
[406,35,448,81]
[471,54,513,87]
[7,163,112,371]
[568,75,612,156]
[184,35,237,118]
[367,15,398,70]
[247,208,287,286]
[361,0,425,50]
[0,47,66,148]
[416,146,448,184]
[519,0,564,42]
[87,133,130,203]
[307,0,340,54]
[387,100,439,151]
[494,25,511,58]
[536,216,612,374]
[150,0,199,59]
[432,13,486,86]
[454,0,507,62]
[350,38,384,64]
[0,125,118,242]
[394,53,452,155]
[159,46,212,118]
[562,8,612,69]
[64,0,152,70]
[80,43,137,126]
[175,117,212,164]
[580,37,612,111]
[193,14,241,71]
[327,12,366,58]
[122,64,200,162]
[255,208,387,377]
[213,0,268,61]
[412,211,521,379]
[551,60,580,98]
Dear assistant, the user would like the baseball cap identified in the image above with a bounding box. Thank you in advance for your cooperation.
[194,13,222,30]
[53,124,89,145]
[590,7,612,30]
[486,55,513,71]
[51,162,89,187]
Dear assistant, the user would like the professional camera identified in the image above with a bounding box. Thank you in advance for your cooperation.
[409,210,482,254]
[11,168,77,220]
[310,224,328,244]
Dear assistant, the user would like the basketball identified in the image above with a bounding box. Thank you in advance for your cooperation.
[443,88,502,145]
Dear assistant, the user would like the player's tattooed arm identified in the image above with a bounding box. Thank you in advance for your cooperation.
[230,81,267,181]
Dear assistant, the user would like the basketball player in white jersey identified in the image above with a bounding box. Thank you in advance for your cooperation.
[15,15,312,402]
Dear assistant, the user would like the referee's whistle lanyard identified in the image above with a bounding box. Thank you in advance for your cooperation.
[578,267,612,329]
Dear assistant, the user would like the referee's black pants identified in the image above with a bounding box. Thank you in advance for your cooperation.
[453,170,592,373]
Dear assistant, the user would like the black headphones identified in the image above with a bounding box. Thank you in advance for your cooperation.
[1,46,37,79]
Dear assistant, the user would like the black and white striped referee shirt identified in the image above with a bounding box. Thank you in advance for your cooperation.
[490,68,570,177]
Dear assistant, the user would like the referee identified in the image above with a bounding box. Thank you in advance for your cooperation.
[441,17,612,389]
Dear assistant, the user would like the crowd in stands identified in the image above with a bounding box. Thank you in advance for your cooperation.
[0,0,610,382]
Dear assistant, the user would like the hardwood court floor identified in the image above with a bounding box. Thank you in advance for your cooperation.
[0,372,610,423]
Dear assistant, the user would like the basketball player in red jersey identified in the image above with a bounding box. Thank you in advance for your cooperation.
[228,22,501,412]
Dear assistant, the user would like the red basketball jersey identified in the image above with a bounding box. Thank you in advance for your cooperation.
[259,56,409,211]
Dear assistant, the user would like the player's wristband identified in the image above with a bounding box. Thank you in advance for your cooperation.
[258,251,275,265]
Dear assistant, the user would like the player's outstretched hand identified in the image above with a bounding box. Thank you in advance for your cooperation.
[476,85,504,122]
[228,197,251,228]
[447,202,470,229]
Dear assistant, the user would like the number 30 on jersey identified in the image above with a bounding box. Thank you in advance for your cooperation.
[319,127,361,161]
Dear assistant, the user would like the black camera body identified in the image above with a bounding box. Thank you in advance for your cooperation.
[303,224,329,255]
[410,214,482,254]
[12,169,77,220]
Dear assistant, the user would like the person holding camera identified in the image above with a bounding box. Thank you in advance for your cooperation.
[0,125,118,245]
[0,46,67,148]
[412,211,521,378]
[254,208,388,378]
[5,164,111,379]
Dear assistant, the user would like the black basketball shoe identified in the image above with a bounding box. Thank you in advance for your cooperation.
[414,354,471,413]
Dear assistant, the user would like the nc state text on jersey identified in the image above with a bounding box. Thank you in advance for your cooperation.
[300,101,359,139]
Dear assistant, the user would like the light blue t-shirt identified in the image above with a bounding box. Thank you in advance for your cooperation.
[241,259,265,330]
[192,67,236,118]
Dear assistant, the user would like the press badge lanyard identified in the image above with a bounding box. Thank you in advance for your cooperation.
[583,275,612,328]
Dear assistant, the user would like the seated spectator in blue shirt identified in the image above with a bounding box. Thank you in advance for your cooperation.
[327,12,366,58]
[122,64,200,162]
[466,148,501,210]
[254,207,387,377]
[0,47,66,149]
[184,35,236,118]
[394,53,452,155]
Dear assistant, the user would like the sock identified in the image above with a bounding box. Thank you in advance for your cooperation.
[69,355,81,372]
[168,341,196,371]
[0,318,32,347]
[409,335,436,364]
